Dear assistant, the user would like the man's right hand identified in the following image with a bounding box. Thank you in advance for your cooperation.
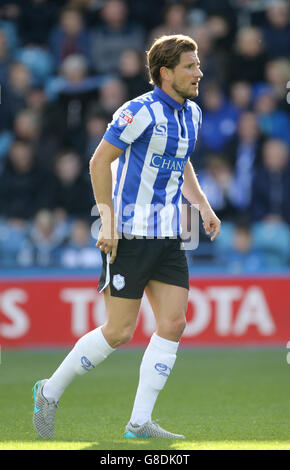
[96,224,119,264]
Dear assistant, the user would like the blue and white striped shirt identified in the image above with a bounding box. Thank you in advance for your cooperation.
[104,86,202,237]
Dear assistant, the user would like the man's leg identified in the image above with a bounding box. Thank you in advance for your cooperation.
[127,281,187,436]
[43,287,141,401]
[101,287,141,348]
[33,287,141,438]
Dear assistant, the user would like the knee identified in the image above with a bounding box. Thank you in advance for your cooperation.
[116,328,134,347]
[103,324,135,348]
[158,316,186,341]
[172,316,187,336]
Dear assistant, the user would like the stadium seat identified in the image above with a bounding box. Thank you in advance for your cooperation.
[213,221,235,255]
[15,46,54,85]
[0,220,28,266]
[252,221,290,266]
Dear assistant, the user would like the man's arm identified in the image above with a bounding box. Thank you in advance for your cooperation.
[89,138,123,263]
[182,160,221,241]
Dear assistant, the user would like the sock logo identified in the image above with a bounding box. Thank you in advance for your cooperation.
[154,363,171,377]
[81,356,95,372]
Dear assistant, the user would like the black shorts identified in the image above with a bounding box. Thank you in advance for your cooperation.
[97,236,189,299]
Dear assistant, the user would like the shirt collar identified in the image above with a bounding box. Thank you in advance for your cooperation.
[153,86,189,111]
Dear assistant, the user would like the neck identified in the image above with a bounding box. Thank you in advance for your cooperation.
[160,83,185,105]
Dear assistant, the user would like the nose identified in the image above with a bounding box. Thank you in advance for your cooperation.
[197,68,203,78]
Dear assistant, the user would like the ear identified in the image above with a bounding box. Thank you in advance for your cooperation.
[160,66,171,83]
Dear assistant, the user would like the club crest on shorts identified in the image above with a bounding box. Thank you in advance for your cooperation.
[112,274,125,290]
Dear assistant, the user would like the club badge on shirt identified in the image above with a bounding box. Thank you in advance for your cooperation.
[118,109,134,127]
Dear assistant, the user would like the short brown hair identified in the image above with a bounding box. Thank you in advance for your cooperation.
[147,34,198,87]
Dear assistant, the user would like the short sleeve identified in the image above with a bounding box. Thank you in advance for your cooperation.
[104,100,153,151]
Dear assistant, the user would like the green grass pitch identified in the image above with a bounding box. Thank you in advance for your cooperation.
[0,347,289,450]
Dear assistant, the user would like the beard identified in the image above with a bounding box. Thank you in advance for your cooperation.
[172,80,198,100]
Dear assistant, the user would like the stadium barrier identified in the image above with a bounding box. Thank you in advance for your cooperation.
[0,276,289,347]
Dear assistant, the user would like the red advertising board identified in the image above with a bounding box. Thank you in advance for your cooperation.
[0,277,289,347]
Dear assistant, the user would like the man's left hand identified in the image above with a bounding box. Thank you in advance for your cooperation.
[199,203,221,242]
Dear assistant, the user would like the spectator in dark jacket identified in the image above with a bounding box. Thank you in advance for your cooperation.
[225,111,266,209]
[118,49,151,100]
[229,81,252,114]
[49,150,94,219]
[0,140,50,220]
[262,1,290,58]
[197,154,245,221]
[49,6,90,68]
[251,139,290,224]
[0,62,32,131]
[18,0,58,46]
[74,111,110,164]
[42,54,100,151]
[227,27,268,85]
[12,107,60,172]
[97,77,127,116]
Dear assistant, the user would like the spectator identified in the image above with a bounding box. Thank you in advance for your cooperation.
[0,29,11,83]
[148,3,195,46]
[21,209,66,267]
[206,14,235,51]
[229,81,252,114]
[0,33,15,154]
[49,6,90,68]
[0,140,50,220]
[58,219,102,268]
[25,85,48,112]
[219,223,266,273]
[60,52,88,84]
[227,27,268,85]
[13,108,40,141]
[262,0,290,58]
[0,7,20,52]
[0,62,32,131]
[198,83,239,155]
[49,150,94,218]
[254,85,290,144]
[126,0,166,32]
[74,111,110,162]
[225,111,266,208]
[265,58,290,111]
[43,54,100,150]
[89,0,144,75]
[15,44,54,85]
[118,49,151,100]
[18,0,58,46]
[98,77,127,116]
[251,139,290,224]
[187,0,237,23]
[197,155,243,221]
[0,218,29,267]
[190,24,223,83]
[12,106,61,171]
[70,0,104,28]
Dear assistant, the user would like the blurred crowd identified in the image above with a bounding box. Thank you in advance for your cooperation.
[0,0,289,271]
